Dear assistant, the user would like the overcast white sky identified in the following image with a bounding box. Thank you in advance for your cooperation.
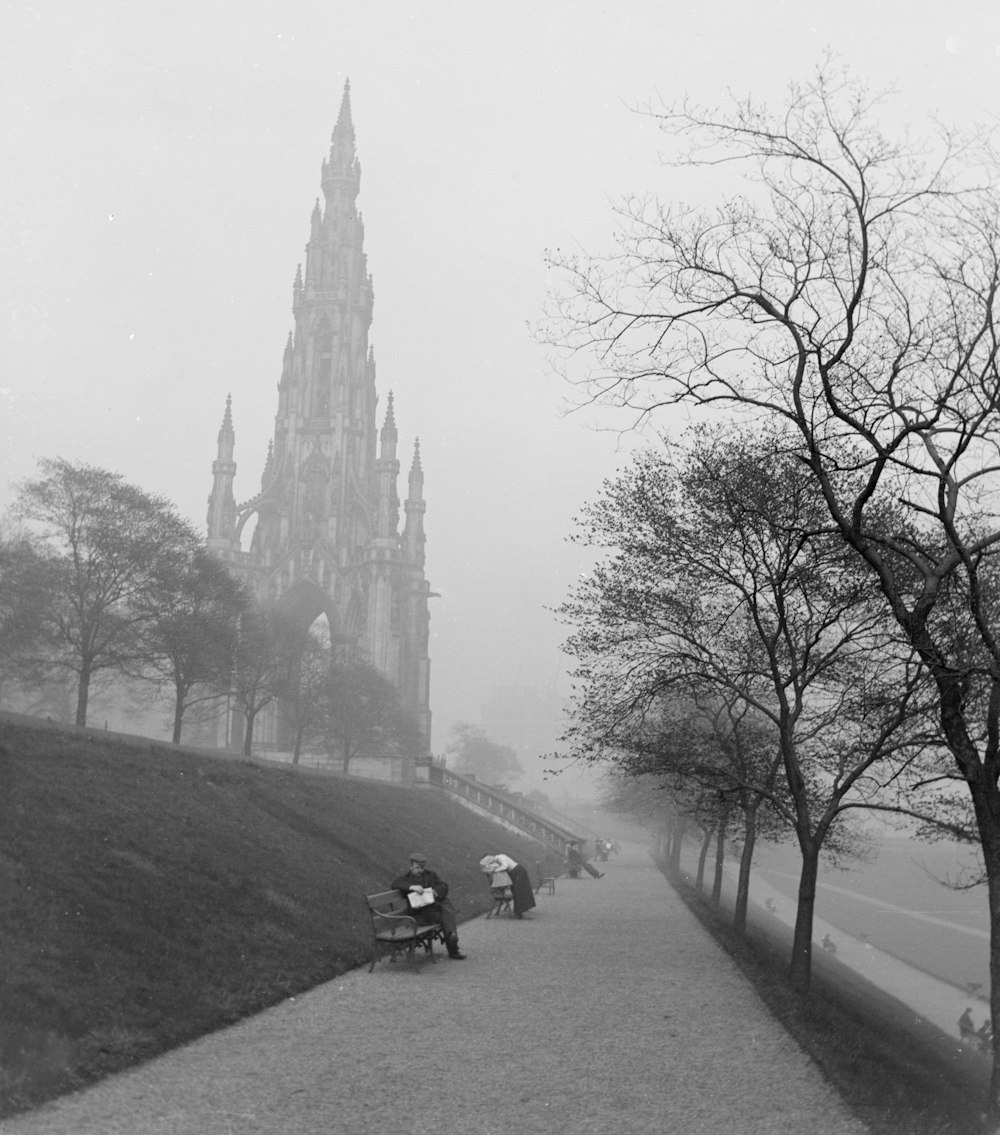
[3,1,1000,765]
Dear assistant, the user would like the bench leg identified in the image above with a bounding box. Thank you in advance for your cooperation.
[405,940,419,972]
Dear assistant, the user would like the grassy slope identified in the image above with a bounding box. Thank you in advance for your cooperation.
[0,713,564,1118]
[4,711,989,1133]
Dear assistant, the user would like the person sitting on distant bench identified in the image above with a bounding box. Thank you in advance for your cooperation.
[391,853,466,959]
[566,845,603,879]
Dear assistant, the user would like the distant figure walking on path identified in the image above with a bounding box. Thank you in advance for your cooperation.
[479,854,536,918]
[959,1007,976,1041]
[392,853,466,959]
[566,845,604,879]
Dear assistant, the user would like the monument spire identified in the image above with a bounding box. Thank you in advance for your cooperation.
[204,88,432,757]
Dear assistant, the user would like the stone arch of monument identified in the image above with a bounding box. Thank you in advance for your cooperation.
[274,578,338,640]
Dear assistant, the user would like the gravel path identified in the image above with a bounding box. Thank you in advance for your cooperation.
[2,843,869,1135]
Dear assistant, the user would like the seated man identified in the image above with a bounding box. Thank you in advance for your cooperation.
[391,853,466,960]
[566,844,604,879]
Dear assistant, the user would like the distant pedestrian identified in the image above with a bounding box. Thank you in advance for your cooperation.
[959,1007,976,1040]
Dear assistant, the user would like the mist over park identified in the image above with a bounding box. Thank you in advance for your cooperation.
[7,3,1000,1130]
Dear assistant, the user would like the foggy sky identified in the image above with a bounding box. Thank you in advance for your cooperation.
[2,1,998,781]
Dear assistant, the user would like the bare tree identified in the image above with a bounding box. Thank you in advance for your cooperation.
[548,61,1000,1109]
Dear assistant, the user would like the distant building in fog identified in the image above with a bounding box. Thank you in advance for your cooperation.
[204,82,432,752]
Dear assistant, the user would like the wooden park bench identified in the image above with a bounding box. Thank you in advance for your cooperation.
[364,890,444,973]
[534,861,556,895]
[486,885,514,919]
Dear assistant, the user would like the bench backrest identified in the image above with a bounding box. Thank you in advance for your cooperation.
[365,890,409,917]
[364,889,420,937]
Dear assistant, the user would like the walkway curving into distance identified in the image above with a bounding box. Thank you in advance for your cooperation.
[4,844,869,1135]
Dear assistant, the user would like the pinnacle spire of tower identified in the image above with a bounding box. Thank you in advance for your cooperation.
[403,438,426,570]
[219,393,234,441]
[207,395,237,549]
[322,79,359,195]
[334,78,354,145]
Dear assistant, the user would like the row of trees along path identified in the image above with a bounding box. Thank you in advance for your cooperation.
[546,62,1000,1125]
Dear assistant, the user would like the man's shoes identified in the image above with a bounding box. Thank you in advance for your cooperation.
[448,951,467,960]
[596,873,605,878]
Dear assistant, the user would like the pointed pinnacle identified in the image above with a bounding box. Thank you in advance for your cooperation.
[333,78,354,144]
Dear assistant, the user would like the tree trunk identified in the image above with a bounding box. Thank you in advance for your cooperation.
[711,824,725,908]
[75,664,91,727]
[292,722,303,766]
[242,709,256,759]
[171,682,184,744]
[733,805,758,937]
[964,763,1000,1121]
[696,826,712,890]
[790,843,819,993]
[668,816,684,875]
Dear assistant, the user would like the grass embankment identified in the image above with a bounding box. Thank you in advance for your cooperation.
[0,713,564,1119]
[668,870,992,1135]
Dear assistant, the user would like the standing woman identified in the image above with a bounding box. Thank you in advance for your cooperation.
[479,853,537,919]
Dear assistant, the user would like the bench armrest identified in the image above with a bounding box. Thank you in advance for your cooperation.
[371,909,419,933]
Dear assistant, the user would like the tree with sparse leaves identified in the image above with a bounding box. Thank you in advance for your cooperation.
[12,458,199,726]
[0,525,61,705]
[228,603,301,759]
[133,548,249,743]
[277,629,333,765]
[322,658,419,775]
[444,722,522,786]
[559,429,932,989]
